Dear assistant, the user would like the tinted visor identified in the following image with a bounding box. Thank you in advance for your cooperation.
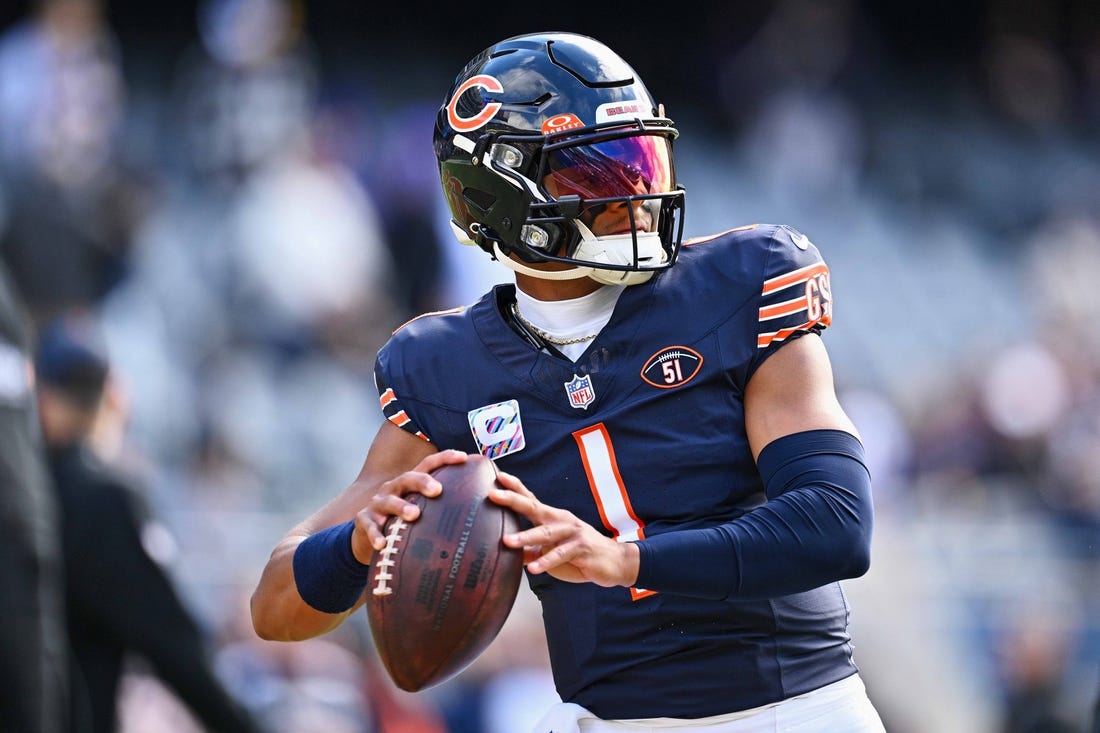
[543,134,674,201]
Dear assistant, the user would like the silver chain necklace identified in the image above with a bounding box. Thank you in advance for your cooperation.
[511,302,598,346]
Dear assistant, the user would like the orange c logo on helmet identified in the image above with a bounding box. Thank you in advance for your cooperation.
[447,75,504,133]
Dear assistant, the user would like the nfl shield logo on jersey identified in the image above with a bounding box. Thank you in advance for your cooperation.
[564,373,595,410]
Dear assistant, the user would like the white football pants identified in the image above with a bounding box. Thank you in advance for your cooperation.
[533,673,886,733]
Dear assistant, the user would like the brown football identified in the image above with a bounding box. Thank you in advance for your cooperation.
[365,454,524,692]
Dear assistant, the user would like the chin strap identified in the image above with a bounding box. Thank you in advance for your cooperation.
[490,242,596,281]
[452,219,594,281]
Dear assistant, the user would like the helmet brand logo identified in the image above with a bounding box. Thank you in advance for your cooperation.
[447,75,504,133]
[541,113,584,134]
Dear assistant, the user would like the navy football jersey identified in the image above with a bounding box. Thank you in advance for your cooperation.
[373,224,856,719]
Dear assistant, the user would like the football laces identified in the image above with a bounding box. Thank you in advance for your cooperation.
[372,518,408,596]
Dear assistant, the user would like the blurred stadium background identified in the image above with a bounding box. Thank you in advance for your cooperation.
[1,0,1098,731]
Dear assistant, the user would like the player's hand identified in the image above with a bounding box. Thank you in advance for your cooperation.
[354,450,468,560]
[489,471,640,588]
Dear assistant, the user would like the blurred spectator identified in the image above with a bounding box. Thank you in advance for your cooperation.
[226,131,396,358]
[997,621,1078,733]
[363,654,448,733]
[716,0,866,214]
[837,385,914,507]
[0,0,141,327]
[0,260,69,731]
[216,633,375,733]
[171,0,317,188]
[36,312,264,733]
[214,588,449,733]
[363,102,448,316]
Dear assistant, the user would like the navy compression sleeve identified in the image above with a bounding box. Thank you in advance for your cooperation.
[293,521,370,613]
[635,429,873,600]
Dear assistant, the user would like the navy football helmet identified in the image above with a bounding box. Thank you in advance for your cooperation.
[433,32,686,285]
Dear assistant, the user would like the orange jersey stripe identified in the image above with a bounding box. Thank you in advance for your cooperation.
[757,313,832,348]
[761,262,828,296]
[379,388,396,408]
[386,413,430,442]
[758,296,807,321]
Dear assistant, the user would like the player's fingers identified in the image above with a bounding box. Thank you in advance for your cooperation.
[488,486,542,518]
[503,520,560,550]
[528,538,580,574]
[494,471,537,498]
[380,469,444,500]
[358,497,417,552]
[412,449,468,475]
[368,491,422,524]
[354,510,388,553]
[521,545,543,564]
[364,522,385,551]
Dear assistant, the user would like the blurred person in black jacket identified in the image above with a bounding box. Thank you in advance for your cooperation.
[35,312,263,733]
[0,262,69,732]
[1091,672,1099,733]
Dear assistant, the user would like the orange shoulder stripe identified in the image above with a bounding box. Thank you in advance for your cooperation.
[757,312,832,348]
[758,296,806,321]
[761,262,828,296]
[387,410,411,427]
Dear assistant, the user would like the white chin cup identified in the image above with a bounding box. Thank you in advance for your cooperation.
[488,221,665,286]
[572,221,664,285]
[491,242,595,281]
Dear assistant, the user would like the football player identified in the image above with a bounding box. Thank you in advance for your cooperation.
[253,32,886,732]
